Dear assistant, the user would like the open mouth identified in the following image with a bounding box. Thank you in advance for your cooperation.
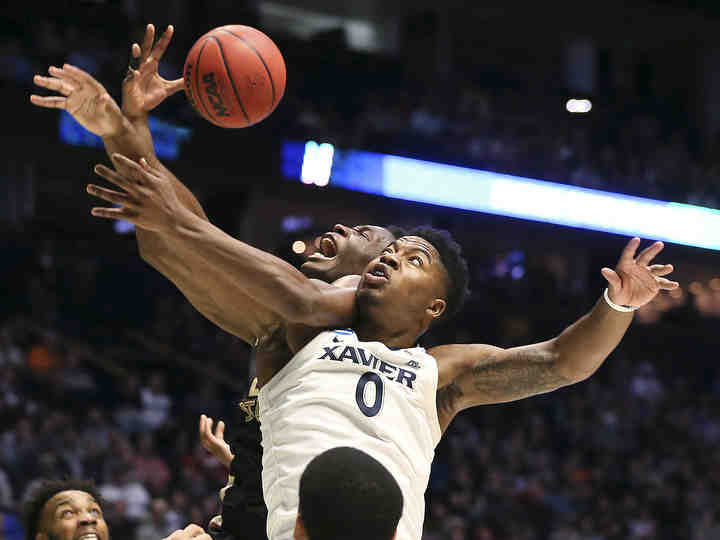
[78,534,98,540]
[363,263,390,285]
[308,234,338,261]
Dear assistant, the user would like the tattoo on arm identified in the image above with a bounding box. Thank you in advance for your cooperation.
[471,349,571,403]
[437,381,464,417]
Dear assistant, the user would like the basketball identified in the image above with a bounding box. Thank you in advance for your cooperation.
[183,25,286,128]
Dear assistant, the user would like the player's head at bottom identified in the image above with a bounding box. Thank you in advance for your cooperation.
[23,478,109,540]
[295,446,403,540]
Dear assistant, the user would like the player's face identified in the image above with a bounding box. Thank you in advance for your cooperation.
[301,224,396,282]
[39,490,109,540]
[357,236,448,327]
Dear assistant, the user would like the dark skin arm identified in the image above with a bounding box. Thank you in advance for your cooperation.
[31,27,297,346]
[89,155,358,329]
[433,238,678,431]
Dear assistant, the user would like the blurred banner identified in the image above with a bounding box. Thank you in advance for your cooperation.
[284,140,720,251]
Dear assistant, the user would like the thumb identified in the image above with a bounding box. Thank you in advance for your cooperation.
[167,78,185,95]
[601,267,622,290]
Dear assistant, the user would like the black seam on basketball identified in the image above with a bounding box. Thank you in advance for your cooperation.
[207,36,250,124]
[195,39,219,125]
[217,29,277,106]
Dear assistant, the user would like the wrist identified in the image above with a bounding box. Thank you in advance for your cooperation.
[102,115,135,141]
[170,206,205,238]
[603,288,637,313]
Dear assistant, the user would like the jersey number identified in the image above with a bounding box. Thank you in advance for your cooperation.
[355,372,384,417]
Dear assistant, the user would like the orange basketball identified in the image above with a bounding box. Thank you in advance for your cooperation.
[184,25,286,128]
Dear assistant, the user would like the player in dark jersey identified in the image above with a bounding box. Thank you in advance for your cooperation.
[33,22,679,540]
[31,24,402,540]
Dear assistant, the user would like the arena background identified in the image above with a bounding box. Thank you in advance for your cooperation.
[2,1,720,539]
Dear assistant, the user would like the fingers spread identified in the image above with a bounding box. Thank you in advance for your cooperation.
[62,64,105,92]
[30,95,66,109]
[140,24,156,62]
[91,207,137,220]
[33,75,74,96]
[94,164,137,191]
[619,237,641,263]
[152,25,174,62]
[636,241,664,266]
[109,154,150,184]
[48,65,69,79]
[601,267,621,289]
[648,263,673,276]
[87,184,137,207]
[656,277,680,290]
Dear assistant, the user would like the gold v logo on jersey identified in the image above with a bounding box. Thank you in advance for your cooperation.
[238,378,259,422]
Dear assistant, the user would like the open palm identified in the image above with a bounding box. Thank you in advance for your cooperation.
[31,64,125,137]
[122,24,184,118]
[601,237,678,308]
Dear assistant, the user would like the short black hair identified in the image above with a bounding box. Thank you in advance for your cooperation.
[384,224,408,240]
[23,478,103,540]
[298,447,403,540]
[405,225,470,321]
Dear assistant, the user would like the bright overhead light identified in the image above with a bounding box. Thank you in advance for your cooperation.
[292,241,307,254]
[566,98,592,113]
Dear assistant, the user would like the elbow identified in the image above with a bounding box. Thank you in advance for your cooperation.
[548,338,600,384]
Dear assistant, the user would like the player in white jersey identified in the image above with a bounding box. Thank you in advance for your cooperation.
[33,24,679,540]
[77,154,678,540]
[260,328,439,540]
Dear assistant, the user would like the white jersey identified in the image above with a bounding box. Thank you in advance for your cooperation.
[258,329,442,540]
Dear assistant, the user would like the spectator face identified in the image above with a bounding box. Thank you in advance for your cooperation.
[37,490,109,540]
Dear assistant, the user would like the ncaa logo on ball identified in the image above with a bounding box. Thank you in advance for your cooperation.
[202,73,230,117]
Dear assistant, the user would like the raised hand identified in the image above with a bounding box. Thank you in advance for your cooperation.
[198,414,234,468]
[31,64,126,137]
[88,153,191,233]
[123,24,185,118]
[601,237,679,308]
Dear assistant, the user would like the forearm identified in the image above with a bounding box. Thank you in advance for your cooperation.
[102,117,208,270]
[171,213,351,326]
[103,116,208,220]
[435,295,632,409]
[552,294,633,380]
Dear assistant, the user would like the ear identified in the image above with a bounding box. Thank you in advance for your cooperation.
[294,515,307,540]
[426,298,446,320]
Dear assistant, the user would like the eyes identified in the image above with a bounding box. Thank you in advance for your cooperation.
[381,247,424,266]
[59,507,102,518]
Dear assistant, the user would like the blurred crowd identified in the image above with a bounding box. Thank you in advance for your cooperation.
[3,7,720,210]
[3,5,720,540]
[2,224,720,540]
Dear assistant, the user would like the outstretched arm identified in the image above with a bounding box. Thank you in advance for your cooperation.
[433,238,678,428]
[31,27,294,344]
[89,155,357,328]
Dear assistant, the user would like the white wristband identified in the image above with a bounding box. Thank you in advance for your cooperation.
[603,288,638,312]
